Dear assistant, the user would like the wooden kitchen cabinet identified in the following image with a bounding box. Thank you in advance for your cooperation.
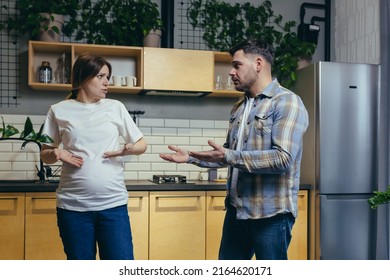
[28,41,244,98]
[24,191,149,260]
[205,190,309,260]
[0,193,25,260]
[128,191,149,260]
[4,187,307,260]
[25,192,66,260]
[149,191,206,260]
[143,47,214,93]
[28,41,143,94]
[288,190,308,260]
[208,52,242,98]
[206,191,226,260]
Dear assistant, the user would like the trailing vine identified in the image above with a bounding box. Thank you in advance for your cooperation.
[0,116,53,143]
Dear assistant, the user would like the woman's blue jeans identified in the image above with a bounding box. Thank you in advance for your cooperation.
[57,205,134,260]
[218,205,295,260]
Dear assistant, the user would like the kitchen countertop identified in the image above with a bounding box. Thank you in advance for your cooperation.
[0,179,311,192]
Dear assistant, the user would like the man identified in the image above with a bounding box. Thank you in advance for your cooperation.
[159,38,308,260]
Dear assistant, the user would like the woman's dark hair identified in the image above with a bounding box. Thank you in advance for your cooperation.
[229,38,274,65]
[67,53,112,99]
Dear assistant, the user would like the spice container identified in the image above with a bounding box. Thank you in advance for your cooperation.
[39,61,52,83]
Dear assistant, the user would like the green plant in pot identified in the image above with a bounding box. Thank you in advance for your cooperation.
[0,0,80,41]
[138,0,164,47]
[66,0,163,47]
[368,186,390,209]
[0,116,53,143]
[187,0,316,89]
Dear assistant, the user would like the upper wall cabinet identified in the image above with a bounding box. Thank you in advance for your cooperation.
[208,52,242,98]
[28,41,242,97]
[28,41,143,94]
[143,47,213,95]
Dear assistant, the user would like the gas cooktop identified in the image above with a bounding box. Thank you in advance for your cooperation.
[152,175,187,184]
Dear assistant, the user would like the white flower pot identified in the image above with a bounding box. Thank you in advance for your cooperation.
[143,29,162,47]
[37,13,64,42]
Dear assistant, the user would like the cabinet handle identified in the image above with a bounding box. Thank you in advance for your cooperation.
[0,197,18,213]
[208,195,225,211]
[30,197,57,214]
[154,195,203,210]
[129,195,144,199]
[155,195,202,199]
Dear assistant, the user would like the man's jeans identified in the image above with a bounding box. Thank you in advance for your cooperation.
[57,205,134,260]
[219,205,295,260]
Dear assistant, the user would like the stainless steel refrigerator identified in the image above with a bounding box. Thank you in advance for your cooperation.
[295,61,380,260]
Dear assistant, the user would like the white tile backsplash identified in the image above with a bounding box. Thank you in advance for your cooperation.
[190,120,215,128]
[0,143,12,152]
[177,128,202,137]
[163,136,190,145]
[165,119,190,128]
[0,162,11,170]
[0,114,229,181]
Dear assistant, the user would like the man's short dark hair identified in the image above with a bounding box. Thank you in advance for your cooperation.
[229,38,274,65]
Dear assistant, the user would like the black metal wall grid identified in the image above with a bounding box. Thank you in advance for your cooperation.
[175,0,209,50]
[0,0,20,107]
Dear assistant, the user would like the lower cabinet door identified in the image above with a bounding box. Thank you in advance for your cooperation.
[288,190,308,260]
[128,191,149,260]
[25,192,66,260]
[0,193,25,260]
[206,191,226,260]
[149,191,206,260]
[205,190,308,260]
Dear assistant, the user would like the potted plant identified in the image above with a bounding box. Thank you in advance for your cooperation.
[67,0,163,47]
[138,0,164,47]
[0,116,53,143]
[368,186,390,209]
[187,0,316,89]
[0,0,80,41]
[0,116,53,181]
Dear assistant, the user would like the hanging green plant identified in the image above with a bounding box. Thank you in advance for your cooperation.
[0,0,80,39]
[63,0,164,46]
[187,0,317,89]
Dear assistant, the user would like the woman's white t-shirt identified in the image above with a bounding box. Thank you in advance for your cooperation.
[42,98,143,211]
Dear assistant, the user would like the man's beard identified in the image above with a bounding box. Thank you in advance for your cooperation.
[235,72,257,92]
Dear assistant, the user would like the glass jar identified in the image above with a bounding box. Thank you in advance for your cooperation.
[39,61,52,83]
[57,53,69,84]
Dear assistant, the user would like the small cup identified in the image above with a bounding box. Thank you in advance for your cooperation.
[112,75,123,86]
[226,76,234,90]
[198,171,208,181]
[215,74,223,90]
[125,76,137,87]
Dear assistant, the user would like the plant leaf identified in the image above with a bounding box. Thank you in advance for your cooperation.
[20,117,34,139]
[0,116,5,138]
[3,124,19,138]
[36,134,54,144]
[368,186,390,209]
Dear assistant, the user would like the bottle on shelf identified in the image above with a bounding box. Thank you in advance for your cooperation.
[57,53,69,84]
[39,61,52,83]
